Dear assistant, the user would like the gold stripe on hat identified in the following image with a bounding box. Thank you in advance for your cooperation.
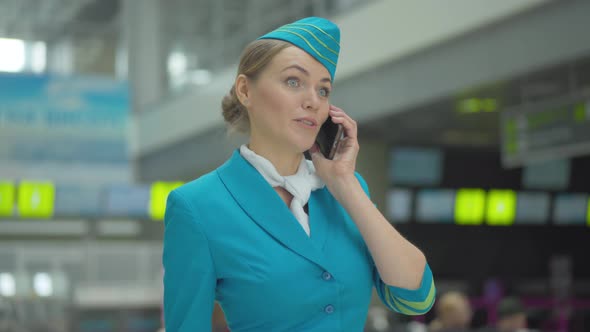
[275,29,337,66]
[281,26,338,55]
[288,23,340,47]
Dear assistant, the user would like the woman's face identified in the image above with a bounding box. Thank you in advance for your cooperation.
[243,46,332,153]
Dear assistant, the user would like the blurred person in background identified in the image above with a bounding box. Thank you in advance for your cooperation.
[429,291,472,332]
[478,297,536,332]
[495,297,532,332]
[163,16,435,331]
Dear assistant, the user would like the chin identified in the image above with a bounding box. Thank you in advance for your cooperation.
[291,139,315,154]
[284,134,312,152]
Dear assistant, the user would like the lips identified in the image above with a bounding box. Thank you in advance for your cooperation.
[294,117,317,127]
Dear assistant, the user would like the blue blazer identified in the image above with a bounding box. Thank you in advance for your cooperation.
[163,150,435,331]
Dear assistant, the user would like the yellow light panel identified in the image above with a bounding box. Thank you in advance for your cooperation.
[455,189,486,225]
[149,181,184,221]
[486,189,516,226]
[0,181,15,217]
[18,181,55,218]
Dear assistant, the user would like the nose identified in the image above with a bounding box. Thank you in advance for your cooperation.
[302,88,320,112]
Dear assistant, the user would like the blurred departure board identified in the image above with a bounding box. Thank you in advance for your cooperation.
[515,192,550,225]
[390,148,442,186]
[105,185,150,218]
[553,193,589,225]
[55,185,102,217]
[0,181,15,217]
[149,181,184,221]
[17,181,55,218]
[522,159,570,190]
[416,189,454,223]
[501,94,590,167]
[386,189,412,223]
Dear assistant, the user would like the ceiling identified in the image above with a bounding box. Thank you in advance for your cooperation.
[0,0,370,72]
[360,54,590,148]
[4,0,587,150]
[0,0,118,41]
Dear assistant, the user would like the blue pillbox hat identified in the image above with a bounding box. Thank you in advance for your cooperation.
[257,17,340,80]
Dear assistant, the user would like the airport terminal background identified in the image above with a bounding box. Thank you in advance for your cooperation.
[0,0,589,331]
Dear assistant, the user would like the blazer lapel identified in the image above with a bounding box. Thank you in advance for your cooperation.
[217,150,329,270]
[308,188,333,252]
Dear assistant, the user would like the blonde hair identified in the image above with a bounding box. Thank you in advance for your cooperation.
[221,39,291,134]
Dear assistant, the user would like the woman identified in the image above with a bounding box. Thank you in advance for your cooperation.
[163,17,435,331]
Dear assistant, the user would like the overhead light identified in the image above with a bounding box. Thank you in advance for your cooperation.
[167,52,188,77]
[0,273,16,297]
[0,38,26,72]
[457,98,498,114]
[188,69,211,86]
[31,41,47,73]
[33,272,53,297]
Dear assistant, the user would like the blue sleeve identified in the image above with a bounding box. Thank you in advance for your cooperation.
[354,172,436,315]
[374,264,436,315]
[163,190,216,331]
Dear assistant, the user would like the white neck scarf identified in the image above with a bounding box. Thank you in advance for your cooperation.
[239,144,324,236]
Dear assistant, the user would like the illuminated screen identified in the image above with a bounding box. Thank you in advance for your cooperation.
[54,185,101,217]
[105,185,150,218]
[486,189,516,226]
[416,189,455,223]
[386,189,411,223]
[522,159,570,190]
[0,181,15,217]
[553,194,588,225]
[17,181,55,218]
[515,192,550,225]
[454,189,486,225]
[390,148,442,186]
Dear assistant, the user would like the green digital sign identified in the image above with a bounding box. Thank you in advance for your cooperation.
[501,94,590,167]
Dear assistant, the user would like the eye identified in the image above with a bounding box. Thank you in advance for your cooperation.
[319,87,331,97]
[286,77,300,88]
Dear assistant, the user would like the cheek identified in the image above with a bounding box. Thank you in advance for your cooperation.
[258,82,285,104]
[318,104,330,122]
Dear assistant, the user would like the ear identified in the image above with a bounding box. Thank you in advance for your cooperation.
[235,74,250,106]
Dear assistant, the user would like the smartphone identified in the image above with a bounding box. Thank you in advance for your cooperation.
[314,116,344,160]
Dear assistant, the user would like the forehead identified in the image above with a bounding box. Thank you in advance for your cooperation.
[267,46,330,78]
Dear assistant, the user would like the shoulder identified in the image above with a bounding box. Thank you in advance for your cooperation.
[167,169,232,218]
[174,170,223,201]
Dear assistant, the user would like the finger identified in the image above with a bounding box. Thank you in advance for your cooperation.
[330,104,344,113]
[330,115,357,140]
[330,108,357,131]
[330,108,354,123]
[337,112,358,139]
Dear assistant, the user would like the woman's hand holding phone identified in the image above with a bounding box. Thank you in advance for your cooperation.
[310,104,360,192]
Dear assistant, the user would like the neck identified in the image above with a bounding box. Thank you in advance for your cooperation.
[248,135,302,176]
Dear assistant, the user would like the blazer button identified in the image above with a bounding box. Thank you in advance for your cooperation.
[324,304,334,314]
[322,271,332,281]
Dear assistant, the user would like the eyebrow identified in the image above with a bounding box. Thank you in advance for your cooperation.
[281,64,331,84]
